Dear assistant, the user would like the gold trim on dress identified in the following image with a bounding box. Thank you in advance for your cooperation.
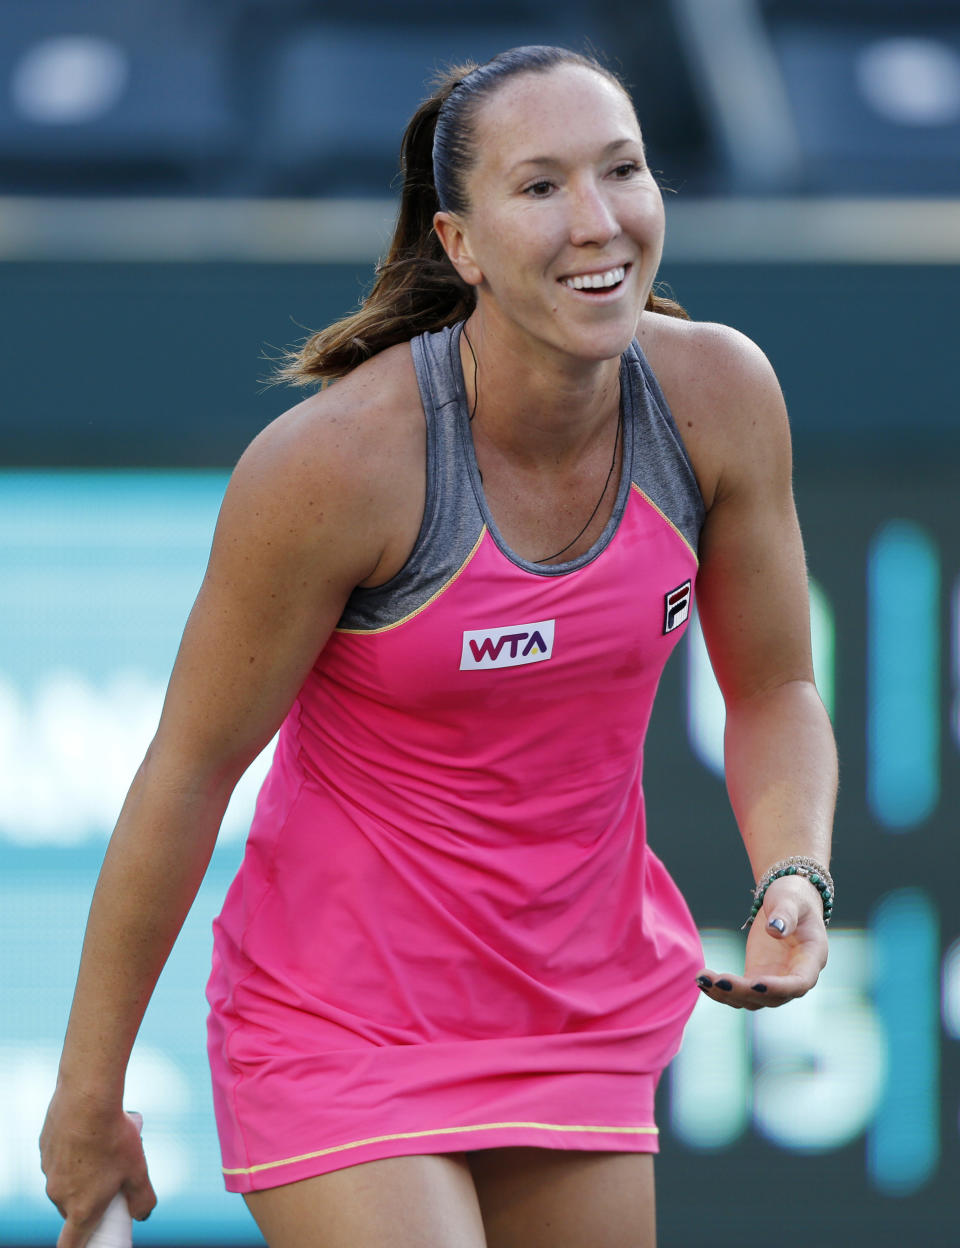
[335,529,487,635]
[223,1119,659,1176]
[629,483,700,564]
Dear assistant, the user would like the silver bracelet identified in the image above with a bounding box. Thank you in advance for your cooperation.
[742,855,834,930]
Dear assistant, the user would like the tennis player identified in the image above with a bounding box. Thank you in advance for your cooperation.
[41,46,836,1248]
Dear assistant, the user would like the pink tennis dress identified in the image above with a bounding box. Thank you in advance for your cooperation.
[206,323,706,1192]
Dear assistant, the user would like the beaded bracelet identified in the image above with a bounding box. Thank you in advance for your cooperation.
[741,855,834,930]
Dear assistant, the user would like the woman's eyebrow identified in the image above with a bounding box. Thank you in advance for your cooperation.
[505,137,642,177]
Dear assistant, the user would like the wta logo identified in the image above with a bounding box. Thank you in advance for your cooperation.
[460,619,556,670]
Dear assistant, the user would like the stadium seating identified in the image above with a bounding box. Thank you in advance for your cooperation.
[762,0,960,192]
[674,0,960,193]
[251,23,592,196]
[0,0,240,193]
[0,0,957,197]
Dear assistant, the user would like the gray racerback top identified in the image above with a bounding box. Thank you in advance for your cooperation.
[338,321,705,632]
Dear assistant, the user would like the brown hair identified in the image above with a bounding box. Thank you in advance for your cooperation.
[277,45,688,387]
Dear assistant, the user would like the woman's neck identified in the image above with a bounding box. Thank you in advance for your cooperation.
[458,312,623,469]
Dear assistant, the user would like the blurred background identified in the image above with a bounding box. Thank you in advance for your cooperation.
[1,1,958,1245]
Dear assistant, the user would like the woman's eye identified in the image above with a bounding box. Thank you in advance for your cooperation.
[524,180,554,197]
[611,162,639,180]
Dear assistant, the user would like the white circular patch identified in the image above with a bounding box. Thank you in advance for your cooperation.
[856,36,960,127]
[11,35,129,125]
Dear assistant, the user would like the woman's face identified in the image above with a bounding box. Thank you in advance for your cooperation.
[437,64,665,365]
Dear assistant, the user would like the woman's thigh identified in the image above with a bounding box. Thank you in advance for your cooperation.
[243,1152,488,1248]
[468,1147,656,1248]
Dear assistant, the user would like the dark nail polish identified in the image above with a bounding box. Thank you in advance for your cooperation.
[751,983,768,993]
[696,975,713,988]
[768,917,786,934]
[716,979,733,991]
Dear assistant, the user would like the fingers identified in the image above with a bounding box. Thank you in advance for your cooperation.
[699,958,818,1008]
[697,916,825,1008]
[56,1206,105,1248]
[46,1176,108,1248]
[123,1170,158,1222]
[696,881,829,1011]
[762,888,801,939]
[44,1108,155,1244]
[698,920,825,1007]
[761,873,829,939]
[697,968,776,1010]
[54,1185,152,1248]
[53,1185,152,1248]
[120,1114,155,1222]
[696,966,815,1010]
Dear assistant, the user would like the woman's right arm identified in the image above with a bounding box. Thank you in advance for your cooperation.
[40,372,420,1247]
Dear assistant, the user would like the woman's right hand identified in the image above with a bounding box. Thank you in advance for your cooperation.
[40,1091,156,1248]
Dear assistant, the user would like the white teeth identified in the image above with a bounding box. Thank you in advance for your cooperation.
[562,266,626,291]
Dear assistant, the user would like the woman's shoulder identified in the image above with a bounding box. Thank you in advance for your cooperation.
[219,341,426,574]
[247,341,425,486]
[636,313,791,508]
[274,339,422,445]
[637,313,779,404]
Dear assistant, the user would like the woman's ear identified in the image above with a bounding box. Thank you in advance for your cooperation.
[434,212,483,287]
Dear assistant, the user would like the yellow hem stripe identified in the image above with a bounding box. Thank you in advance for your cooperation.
[223,1120,659,1176]
[335,529,487,635]
[629,483,700,565]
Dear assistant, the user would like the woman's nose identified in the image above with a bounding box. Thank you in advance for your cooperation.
[568,180,620,247]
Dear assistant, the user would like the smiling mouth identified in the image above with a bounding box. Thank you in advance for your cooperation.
[560,264,628,292]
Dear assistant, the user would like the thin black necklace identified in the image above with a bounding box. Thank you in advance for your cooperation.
[462,325,622,565]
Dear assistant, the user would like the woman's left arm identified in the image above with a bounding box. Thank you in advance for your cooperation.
[689,325,837,1011]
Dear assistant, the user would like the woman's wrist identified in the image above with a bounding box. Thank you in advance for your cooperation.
[763,873,825,911]
[742,854,834,930]
[54,1065,126,1112]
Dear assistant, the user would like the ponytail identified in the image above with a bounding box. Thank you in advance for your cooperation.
[646,291,690,320]
[274,67,478,386]
[275,49,688,386]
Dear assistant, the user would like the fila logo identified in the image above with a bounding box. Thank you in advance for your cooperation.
[663,581,692,634]
[460,619,556,670]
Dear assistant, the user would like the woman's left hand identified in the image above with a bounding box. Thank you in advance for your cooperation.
[695,875,829,1010]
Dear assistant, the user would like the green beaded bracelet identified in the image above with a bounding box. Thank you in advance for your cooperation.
[741,855,834,930]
